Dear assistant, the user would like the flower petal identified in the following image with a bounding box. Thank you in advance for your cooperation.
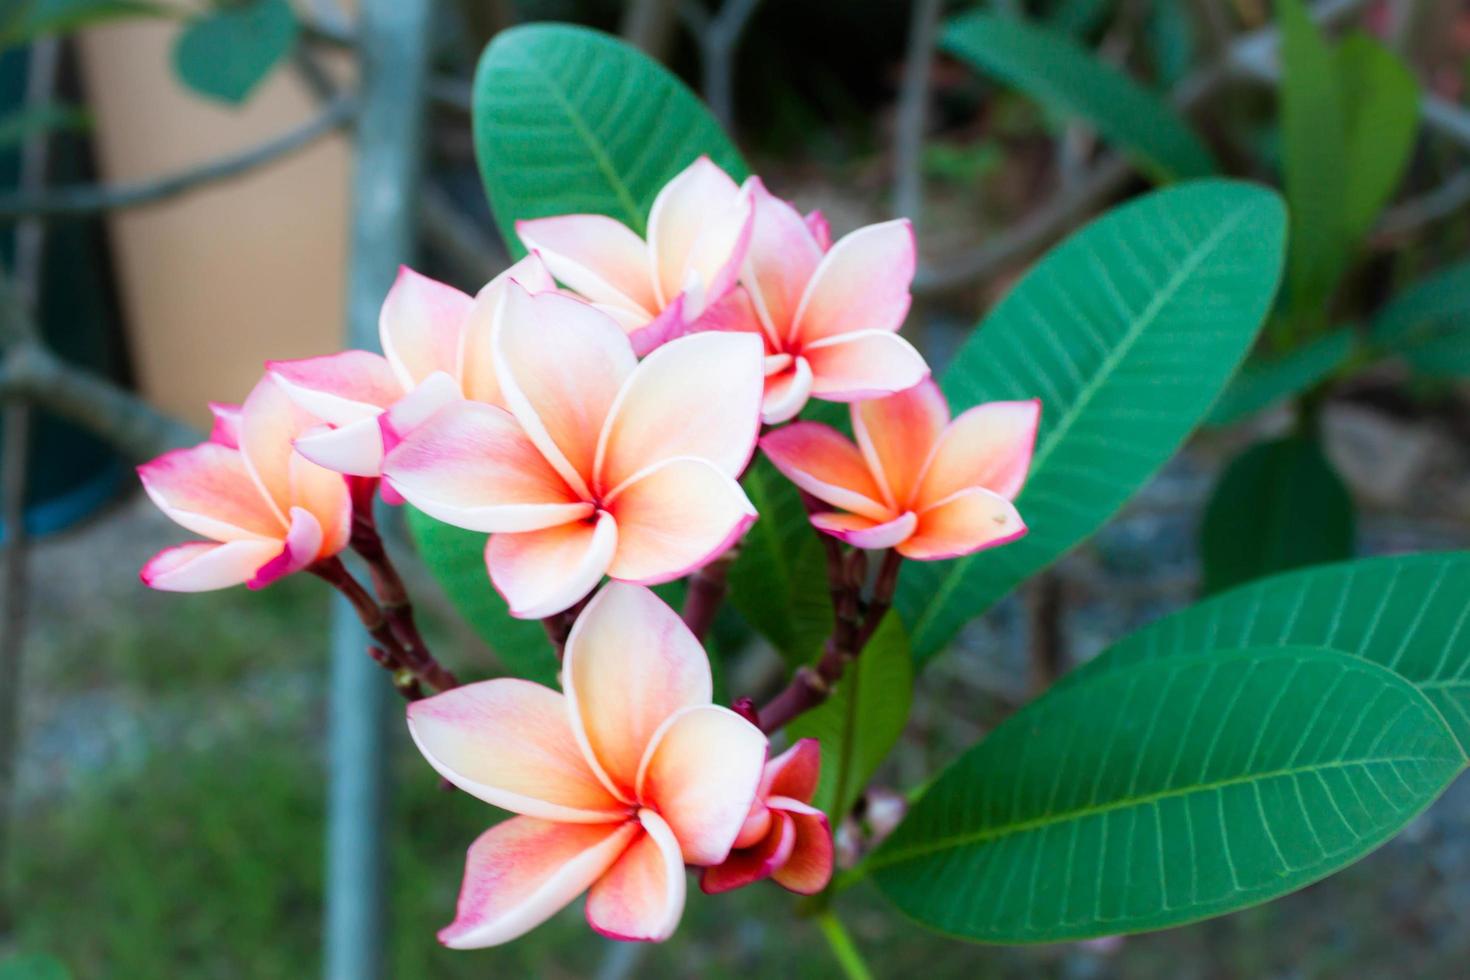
[742,177,823,344]
[810,510,917,550]
[379,266,474,389]
[585,810,685,943]
[760,356,813,425]
[267,351,401,426]
[495,284,638,497]
[382,401,590,533]
[647,156,742,308]
[625,292,688,357]
[853,378,948,510]
[138,442,283,541]
[438,816,639,949]
[916,398,1041,506]
[635,704,767,866]
[563,583,712,800]
[757,423,890,522]
[791,219,915,345]
[596,331,764,492]
[604,457,755,585]
[240,375,318,524]
[700,810,795,895]
[457,255,556,406]
[804,330,930,402]
[762,738,822,802]
[246,506,324,589]
[139,539,283,592]
[516,214,658,316]
[897,486,1027,561]
[294,418,385,477]
[207,402,241,448]
[407,678,628,822]
[805,210,832,251]
[679,186,752,320]
[486,512,619,619]
[767,799,833,894]
[286,440,352,555]
[378,371,463,455]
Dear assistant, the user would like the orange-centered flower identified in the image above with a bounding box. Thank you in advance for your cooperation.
[137,375,350,591]
[517,156,753,355]
[408,584,768,947]
[730,178,929,424]
[702,738,834,895]
[267,256,555,480]
[759,379,1039,559]
[382,283,764,618]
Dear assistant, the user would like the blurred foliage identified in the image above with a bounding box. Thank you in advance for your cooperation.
[170,0,298,105]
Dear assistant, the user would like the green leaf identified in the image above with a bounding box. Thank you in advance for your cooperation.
[4,0,167,43]
[897,180,1287,662]
[941,12,1215,181]
[1199,436,1355,595]
[0,953,71,980]
[171,0,298,106]
[1370,259,1470,377]
[1335,33,1419,244]
[788,615,913,819]
[473,23,747,252]
[1065,552,1470,752]
[0,102,90,149]
[1278,0,1349,317]
[1207,328,1357,426]
[403,507,557,686]
[868,646,1465,943]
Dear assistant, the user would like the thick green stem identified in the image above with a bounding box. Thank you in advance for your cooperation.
[816,911,875,980]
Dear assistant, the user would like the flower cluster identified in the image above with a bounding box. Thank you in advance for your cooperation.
[134,157,1040,948]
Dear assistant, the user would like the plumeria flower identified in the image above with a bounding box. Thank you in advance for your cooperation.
[517,156,753,355]
[266,256,555,481]
[731,178,929,424]
[138,375,350,591]
[760,379,1038,559]
[408,583,768,947]
[383,283,763,618]
[702,738,834,896]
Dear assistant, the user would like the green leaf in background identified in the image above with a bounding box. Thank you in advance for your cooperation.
[472,23,746,252]
[171,0,298,106]
[0,953,71,980]
[1207,328,1357,426]
[1334,33,1419,245]
[1277,0,1350,318]
[403,507,557,686]
[1371,259,1470,377]
[1200,436,1355,595]
[1144,0,1197,91]
[1066,552,1470,750]
[897,181,1287,662]
[788,615,913,819]
[868,646,1465,942]
[0,102,89,149]
[3,0,167,44]
[942,12,1216,181]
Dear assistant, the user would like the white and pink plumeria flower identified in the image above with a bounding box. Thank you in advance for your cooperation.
[382,282,764,619]
[732,178,929,424]
[266,255,556,484]
[516,156,754,355]
[137,375,351,591]
[760,379,1038,559]
[408,583,770,946]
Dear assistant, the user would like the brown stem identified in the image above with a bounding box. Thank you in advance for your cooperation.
[310,557,429,702]
[682,554,731,643]
[854,550,904,651]
[1028,570,1066,695]
[348,501,458,693]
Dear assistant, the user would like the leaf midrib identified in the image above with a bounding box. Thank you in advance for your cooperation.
[865,752,1454,873]
[910,199,1256,645]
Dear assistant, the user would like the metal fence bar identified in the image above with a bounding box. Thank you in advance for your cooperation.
[324,1,434,977]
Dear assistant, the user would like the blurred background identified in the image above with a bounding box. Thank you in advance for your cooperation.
[2,0,1470,977]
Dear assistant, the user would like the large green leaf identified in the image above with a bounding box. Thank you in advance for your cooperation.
[941,12,1215,182]
[472,23,746,252]
[1334,33,1418,245]
[404,507,557,686]
[1278,0,1349,319]
[1066,552,1470,751]
[788,614,913,819]
[1207,328,1356,426]
[171,0,298,106]
[1371,259,1470,377]
[868,646,1465,942]
[1199,436,1355,595]
[897,180,1286,662]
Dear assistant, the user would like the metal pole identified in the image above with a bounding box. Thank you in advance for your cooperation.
[324,1,433,978]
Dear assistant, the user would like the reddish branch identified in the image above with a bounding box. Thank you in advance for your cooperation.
[682,554,732,643]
